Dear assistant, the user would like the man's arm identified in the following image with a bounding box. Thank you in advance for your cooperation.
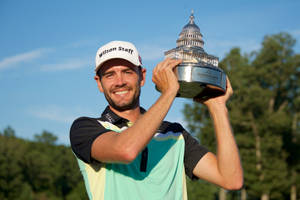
[91,59,182,164]
[192,78,243,190]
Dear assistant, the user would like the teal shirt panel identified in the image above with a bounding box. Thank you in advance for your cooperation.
[104,135,185,200]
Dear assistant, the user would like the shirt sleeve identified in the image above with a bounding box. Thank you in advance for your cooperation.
[182,127,209,180]
[69,117,110,163]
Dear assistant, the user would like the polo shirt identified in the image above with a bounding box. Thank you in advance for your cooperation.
[70,106,208,200]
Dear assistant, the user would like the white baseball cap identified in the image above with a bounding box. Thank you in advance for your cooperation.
[95,40,142,72]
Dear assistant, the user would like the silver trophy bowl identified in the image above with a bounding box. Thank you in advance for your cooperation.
[175,63,226,99]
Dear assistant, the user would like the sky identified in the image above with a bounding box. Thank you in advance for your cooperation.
[1,0,300,145]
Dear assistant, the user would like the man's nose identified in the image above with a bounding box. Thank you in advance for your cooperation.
[115,73,126,86]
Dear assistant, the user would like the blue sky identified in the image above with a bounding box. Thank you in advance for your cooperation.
[1,0,299,145]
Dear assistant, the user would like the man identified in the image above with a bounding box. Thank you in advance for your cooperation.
[70,40,243,200]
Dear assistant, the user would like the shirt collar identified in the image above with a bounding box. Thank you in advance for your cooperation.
[101,106,146,124]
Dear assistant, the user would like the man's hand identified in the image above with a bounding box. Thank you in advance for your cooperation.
[152,58,182,97]
[193,77,233,109]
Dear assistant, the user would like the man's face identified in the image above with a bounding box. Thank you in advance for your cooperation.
[95,59,146,111]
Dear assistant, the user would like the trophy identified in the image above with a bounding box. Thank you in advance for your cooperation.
[159,11,226,99]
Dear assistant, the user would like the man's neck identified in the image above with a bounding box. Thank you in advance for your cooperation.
[109,105,141,123]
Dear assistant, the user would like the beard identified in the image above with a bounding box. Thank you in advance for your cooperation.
[103,84,141,112]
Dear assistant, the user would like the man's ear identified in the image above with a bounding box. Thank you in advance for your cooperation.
[94,75,104,93]
[140,67,146,87]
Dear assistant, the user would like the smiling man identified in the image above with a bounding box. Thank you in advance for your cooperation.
[95,58,144,112]
[70,41,243,200]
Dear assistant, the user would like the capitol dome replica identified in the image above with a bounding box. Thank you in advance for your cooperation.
[165,11,219,67]
[163,11,226,99]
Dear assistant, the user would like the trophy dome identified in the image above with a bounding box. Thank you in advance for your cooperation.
[176,11,204,49]
[164,11,218,67]
[182,13,200,32]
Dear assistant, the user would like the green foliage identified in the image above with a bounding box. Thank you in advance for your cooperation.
[183,32,300,199]
[0,135,25,200]
[2,126,16,138]
[66,182,88,200]
[0,128,88,200]
[187,179,218,200]
[34,130,58,145]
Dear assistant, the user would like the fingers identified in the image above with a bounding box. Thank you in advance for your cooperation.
[153,58,182,74]
[193,76,234,106]
[152,58,182,95]
[225,76,233,98]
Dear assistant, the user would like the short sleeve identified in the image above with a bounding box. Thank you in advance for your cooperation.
[69,117,110,163]
[182,128,209,180]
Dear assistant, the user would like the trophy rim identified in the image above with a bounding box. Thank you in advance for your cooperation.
[175,63,227,89]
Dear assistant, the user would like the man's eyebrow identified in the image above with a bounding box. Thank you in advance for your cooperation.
[102,70,114,75]
[123,67,135,72]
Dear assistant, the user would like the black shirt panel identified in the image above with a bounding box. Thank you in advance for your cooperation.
[70,116,110,163]
[182,128,209,180]
[70,106,145,164]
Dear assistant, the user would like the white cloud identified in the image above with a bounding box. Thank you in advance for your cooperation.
[26,105,99,145]
[289,29,300,38]
[0,48,52,70]
[40,58,91,71]
[28,105,97,124]
[28,105,77,124]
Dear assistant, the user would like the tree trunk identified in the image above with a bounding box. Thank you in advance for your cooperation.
[292,112,298,143]
[241,188,247,200]
[290,113,298,200]
[261,193,269,200]
[219,188,226,200]
[249,112,263,178]
[291,184,296,200]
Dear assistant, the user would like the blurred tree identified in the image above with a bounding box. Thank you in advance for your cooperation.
[250,32,300,200]
[52,145,84,198]
[0,131,27,200]
[184,32,300,200]
[22,139,57,193]
[3,126,16,137]
[18,183,34,200]
[0,127,86,199]
[66,182,88,200]
[186,178,218,200]
[34,130,58,145]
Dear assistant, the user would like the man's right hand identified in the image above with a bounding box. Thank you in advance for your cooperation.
[152,58,182,97]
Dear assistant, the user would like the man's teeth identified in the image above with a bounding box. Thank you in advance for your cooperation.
[115,91,128,95]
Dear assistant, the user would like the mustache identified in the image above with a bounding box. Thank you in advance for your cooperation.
[110,84,131,92]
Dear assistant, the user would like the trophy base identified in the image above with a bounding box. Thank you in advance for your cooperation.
[176,81,225,99]
[175,63,226,99]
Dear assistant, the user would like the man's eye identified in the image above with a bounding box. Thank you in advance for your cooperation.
[104,73,114,78]
[124,70,134,74]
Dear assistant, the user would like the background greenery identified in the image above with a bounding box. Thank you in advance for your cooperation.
[0,32,299,200]
[185,32,300,200]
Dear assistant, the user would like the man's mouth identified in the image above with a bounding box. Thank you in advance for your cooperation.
[114,90,129,95]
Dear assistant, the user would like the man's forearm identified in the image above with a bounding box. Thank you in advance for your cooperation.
[208,104,243,188]
[121,92,176,156]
